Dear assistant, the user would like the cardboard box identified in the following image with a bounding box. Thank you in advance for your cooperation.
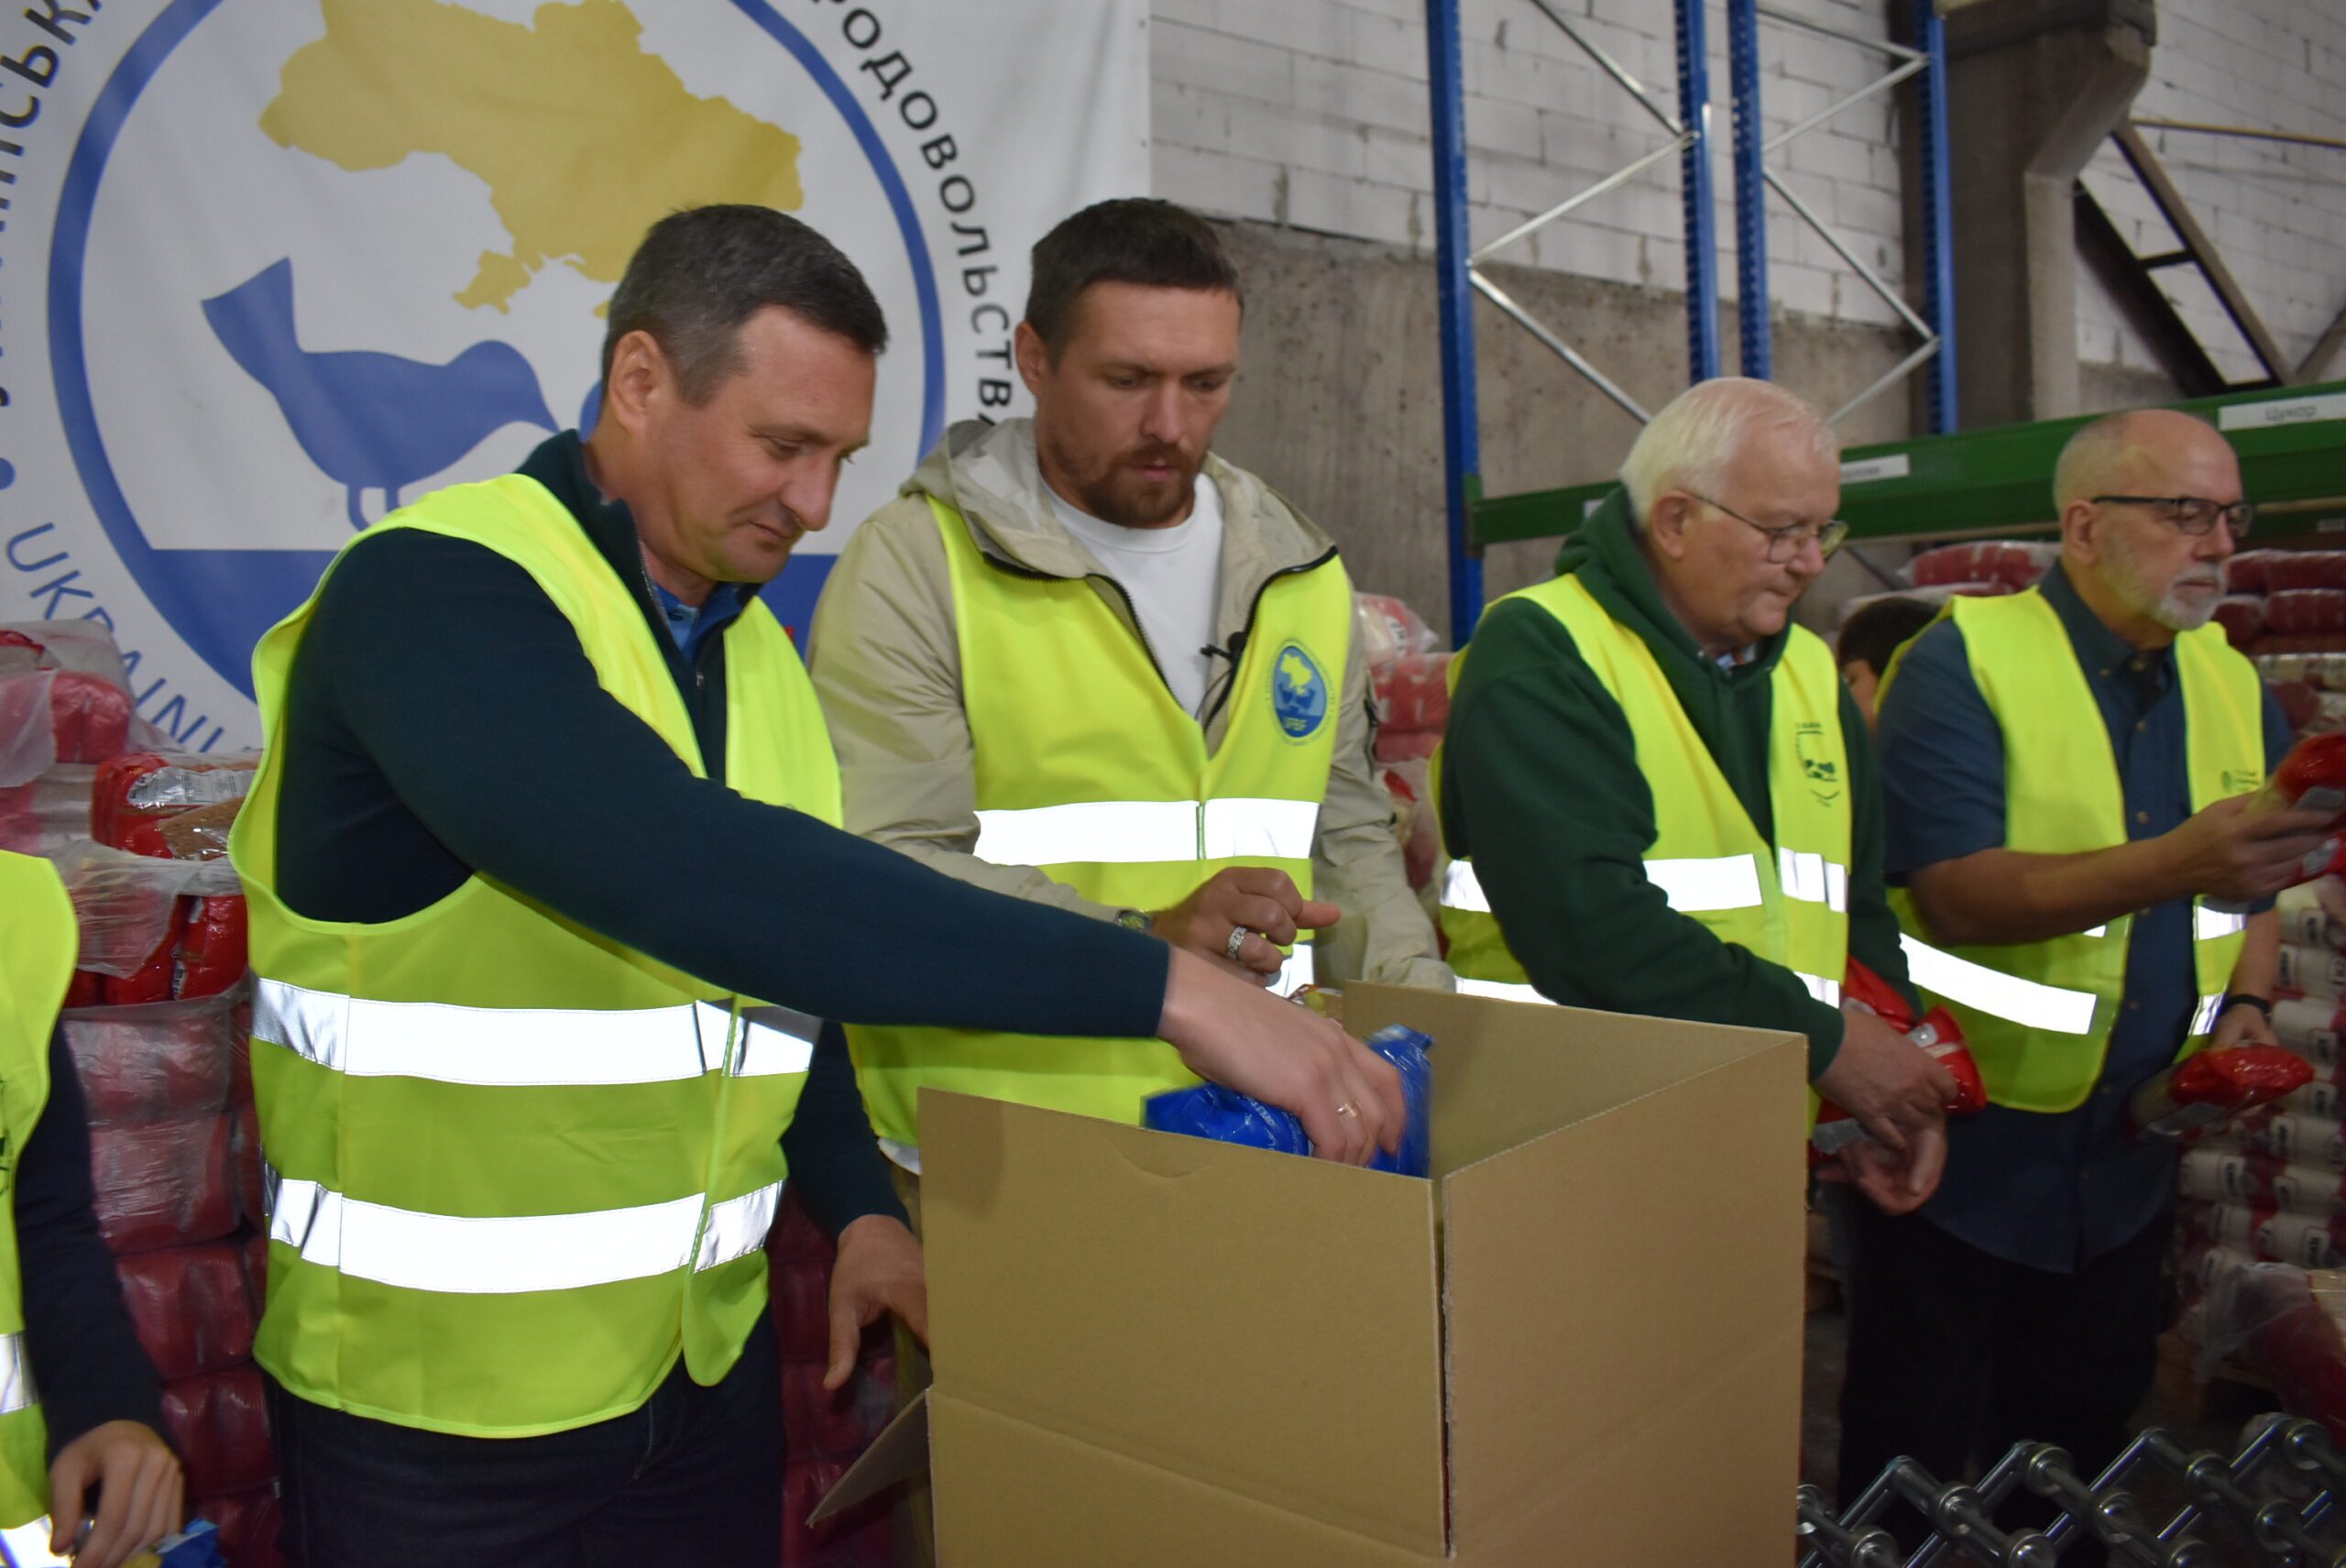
[817,982,1808,1565]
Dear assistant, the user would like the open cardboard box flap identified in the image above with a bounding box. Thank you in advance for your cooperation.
[813,982,1807,1564]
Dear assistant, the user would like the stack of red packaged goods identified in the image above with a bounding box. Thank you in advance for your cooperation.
[1834,541,2057,634]
[2170,875,2346,1436]
[0,621,166,857]
[33,690,279,1563]
[2221,550,2346,657]
[770,1191,896,1566]
[1355,593,1447,904]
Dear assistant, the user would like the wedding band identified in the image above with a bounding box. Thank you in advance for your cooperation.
[1335,1102,1359,1119]
[1224,925,1249,961]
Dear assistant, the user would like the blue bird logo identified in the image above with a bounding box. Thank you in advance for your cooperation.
[202,258,559,528]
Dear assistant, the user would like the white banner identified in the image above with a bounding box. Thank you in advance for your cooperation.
[2,0,1148,748]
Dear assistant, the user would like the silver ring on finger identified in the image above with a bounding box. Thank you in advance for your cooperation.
[1335,1102,1359,1119]
[1224,925,1249,962]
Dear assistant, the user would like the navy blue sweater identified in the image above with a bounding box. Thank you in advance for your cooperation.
[268,433,1172,1234]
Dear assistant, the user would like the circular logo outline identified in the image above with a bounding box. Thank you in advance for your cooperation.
[48,0,946,697]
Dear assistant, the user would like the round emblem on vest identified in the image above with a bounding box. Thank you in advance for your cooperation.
[1271,640,1330,741]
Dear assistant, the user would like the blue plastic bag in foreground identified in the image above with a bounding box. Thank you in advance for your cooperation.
[1143,1024,1432,1176]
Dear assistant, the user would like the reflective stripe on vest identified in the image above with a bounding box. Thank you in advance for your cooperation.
[268,1178,784,1294]
[1442,853,1789,917]
[0,1336,28,1417]
[973,797,1321,866]
[2196,906,2248,941]
[1880,590,2264,1113]
[1899,933,2099,1035]
[1456,976,1550,1003]
[255,981,818,1086]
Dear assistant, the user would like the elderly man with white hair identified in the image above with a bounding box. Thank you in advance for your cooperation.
[1847,408,2322,1543]
[1438,377,1953,1216]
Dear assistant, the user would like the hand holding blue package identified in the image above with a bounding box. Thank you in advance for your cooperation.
[1144,1024,1432,1176]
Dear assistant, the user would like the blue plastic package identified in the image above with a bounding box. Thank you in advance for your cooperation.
[1143,1024,1432,1176]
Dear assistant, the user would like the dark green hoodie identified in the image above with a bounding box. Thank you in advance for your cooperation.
[1438,489,1913,1077]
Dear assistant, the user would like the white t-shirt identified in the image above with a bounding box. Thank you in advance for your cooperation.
[1047,475,1225,718]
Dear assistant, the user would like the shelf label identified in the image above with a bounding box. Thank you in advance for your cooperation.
[1839,454,1911,486]
[2220,392,2346,431]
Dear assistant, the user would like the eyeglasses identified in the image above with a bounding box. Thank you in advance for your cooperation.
[1686,492,1848,564]
[2090,495,2257,539]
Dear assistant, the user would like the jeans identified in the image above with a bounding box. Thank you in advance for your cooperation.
[268,1309,783,1568]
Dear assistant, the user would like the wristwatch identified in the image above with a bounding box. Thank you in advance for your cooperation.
[1114,908,1154,934]
[2218,992,2273,1023]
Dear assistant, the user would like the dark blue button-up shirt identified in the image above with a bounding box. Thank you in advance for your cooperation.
[1876,564,2291,1272]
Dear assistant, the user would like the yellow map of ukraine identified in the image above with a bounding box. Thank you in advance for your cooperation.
[260,0,804,312]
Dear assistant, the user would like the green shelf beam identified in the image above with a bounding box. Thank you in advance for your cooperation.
[1469,380,2346,551]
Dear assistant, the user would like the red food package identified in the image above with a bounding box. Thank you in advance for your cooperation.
[2267,590,2346,636]
[2273,679,2324,733]
[177,896,248,1000]
[115,1243,258,1381]
[91,751,254,851]
[1811,960,1988,1162]
[1373,729,1440,763]
[230,1100,267,1231]
[2266,553,2346,591]
[2214,595,2266,650]
[2130,1046,2317,1138]
[101,903,187,1006]
[194,1486,285,1568]
[59,992,237,1124]
[781,1356,878,1461]
[89,1113,237,1255]
[63,971,103,1010]
[45,672,134,765]
[2230,551,2283,594]
[770,1247,834,1364]
[1909,543,1989,587]
[160,1365,273,1497]
[1354,592,1439,669]
[241,1232,270,1315]
[0,763,95,856]
[1374,652,1452,734]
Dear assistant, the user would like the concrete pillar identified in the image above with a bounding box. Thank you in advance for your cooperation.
[1942,0,2152,426]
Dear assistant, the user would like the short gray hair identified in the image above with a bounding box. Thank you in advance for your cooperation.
[1618,378,1837,522]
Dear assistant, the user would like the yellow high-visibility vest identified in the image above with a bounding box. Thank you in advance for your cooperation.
[0,851,70,1524]
[1440,574,1853,1019]
[848,498,1354,1156]
[1884,590,2259,1113]
[233,475,841,1436]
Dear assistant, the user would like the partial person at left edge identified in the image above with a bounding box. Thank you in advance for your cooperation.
[0,850,182,1568]
[232,203,1405,1568]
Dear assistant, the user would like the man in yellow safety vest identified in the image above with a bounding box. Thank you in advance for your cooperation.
[1847,409,2323,1538]
[812,198,1449,1174]
[1437,378,1955,1214]
[234,204,1402,1567]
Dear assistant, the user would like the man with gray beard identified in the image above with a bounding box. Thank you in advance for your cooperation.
[1844,409,2326,1556]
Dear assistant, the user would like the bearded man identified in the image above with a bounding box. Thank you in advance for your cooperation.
[1843,409,2326,1553]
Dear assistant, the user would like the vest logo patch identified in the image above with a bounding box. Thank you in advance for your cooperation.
[1271,641,1331,741]
[1795,722,1842,806]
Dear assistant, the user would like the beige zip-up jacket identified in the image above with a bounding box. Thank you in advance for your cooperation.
[807,417,1451,992]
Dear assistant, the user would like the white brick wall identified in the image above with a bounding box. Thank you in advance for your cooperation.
[1153,1,2346,383]
[1150,0,1916,335]
[2073,0,2345,385]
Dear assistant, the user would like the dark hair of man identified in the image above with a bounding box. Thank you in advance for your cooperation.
[1024,198,1242,359]
[1838,595,1941,677]
[600,204,889,403]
